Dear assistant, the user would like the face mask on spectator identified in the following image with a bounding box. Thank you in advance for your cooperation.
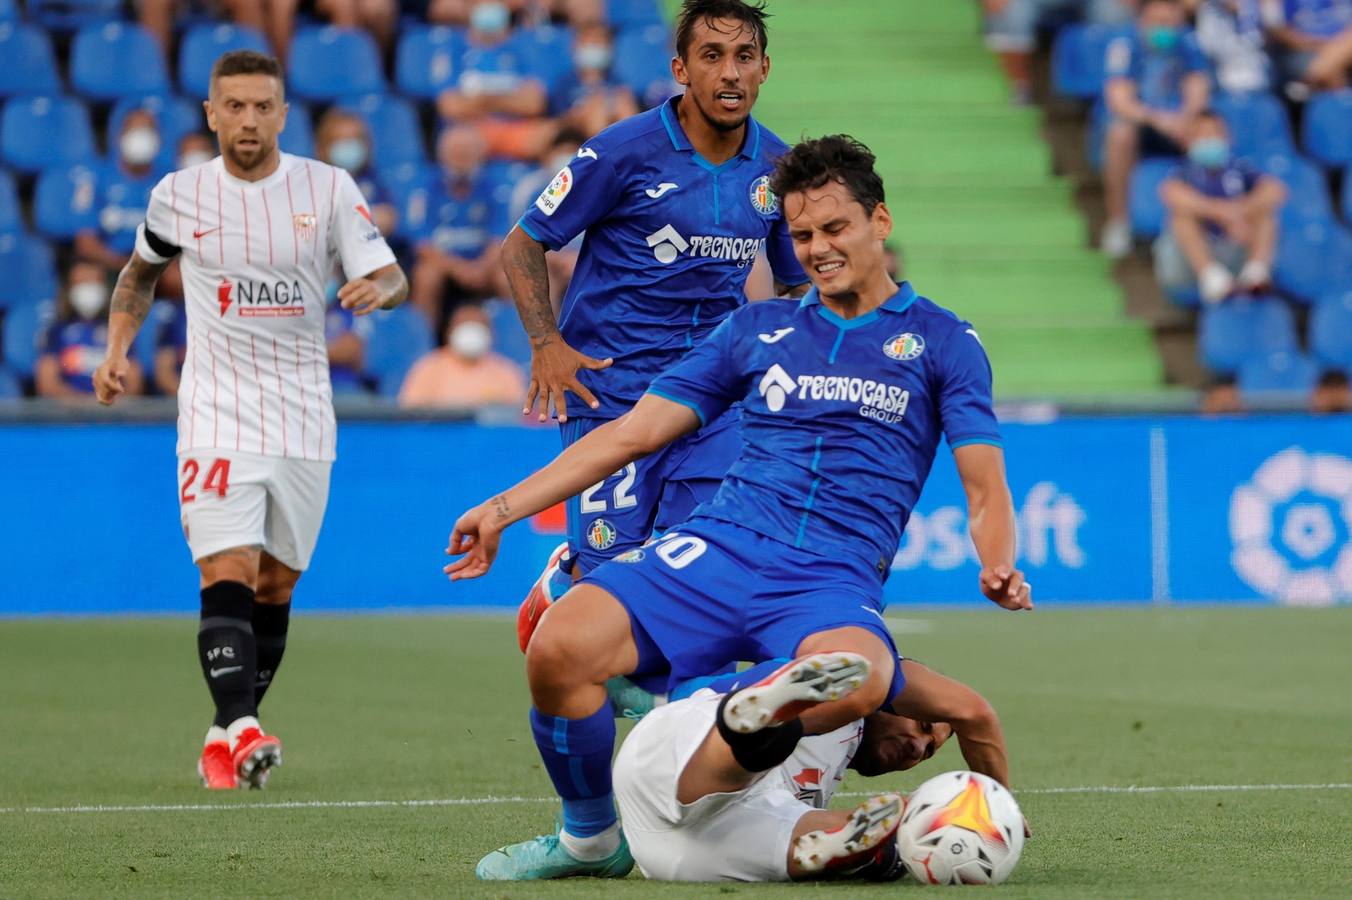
[471,2,510,35]
[70,282,108,320]
[1188,137,1231,169]
[451,321,492,360]
[1145,26,1181,52]
[121,127,161,167]
[329,138,368,173]
[179,150,213,168]
[574,44,612,72]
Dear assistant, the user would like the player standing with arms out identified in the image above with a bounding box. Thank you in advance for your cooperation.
[92,51,408,790]
[448,135,1030,880]
[504,0,810,622]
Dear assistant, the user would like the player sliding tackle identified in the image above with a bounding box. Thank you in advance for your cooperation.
[447,135,1032,880]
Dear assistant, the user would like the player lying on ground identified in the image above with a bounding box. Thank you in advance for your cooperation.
[447,135,1030,880]
[613,652,1013,882]
[92,50,407,789]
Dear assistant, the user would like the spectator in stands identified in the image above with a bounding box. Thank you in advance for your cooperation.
[1101,0,1211,258]
[1187,0,1274,93]
[326,291,375,395]
[176,132,216,169]
[398,303,526,408]
[153,300,188,396]
[140,0,267,51]
[314,108,398,238]
[1305,15,1352,85]
[550,21,640,135]
[982,0,1137,104]
[1153,110,1286,302]
[74,109,163,273]
[408,124,514,324]
[37,261,143,399]
[1261,0,1352,93]
[267,0,399,63]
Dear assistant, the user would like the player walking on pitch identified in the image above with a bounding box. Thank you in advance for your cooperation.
[93,51,408,789]
[504,0,810,623]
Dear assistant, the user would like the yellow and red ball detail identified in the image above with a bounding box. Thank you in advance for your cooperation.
[923,778,1007,848]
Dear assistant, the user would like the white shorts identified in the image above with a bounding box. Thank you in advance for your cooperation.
[613,690,812,882]
[177,450,331,571]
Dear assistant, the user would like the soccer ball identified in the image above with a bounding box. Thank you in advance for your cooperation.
[896,770,1025,885]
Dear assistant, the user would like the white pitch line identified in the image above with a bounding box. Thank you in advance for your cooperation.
[4,783,1350,816]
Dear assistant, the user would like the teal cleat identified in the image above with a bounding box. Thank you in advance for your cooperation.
[475,830,634,881]
[605,676,662,721]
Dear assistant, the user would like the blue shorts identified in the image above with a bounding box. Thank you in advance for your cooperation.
[581,517,900,689]
[561,408,740,573]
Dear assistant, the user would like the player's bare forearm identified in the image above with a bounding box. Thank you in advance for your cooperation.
[502,226,559,348]
[955,444,1016,570]
[889,660,1011,786]
[107,252,170,356]
[776,281,811,299]
[339,264,407,315]
[371,263,409,308]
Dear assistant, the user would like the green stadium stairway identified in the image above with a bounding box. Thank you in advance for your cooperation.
[737,0,1165,395]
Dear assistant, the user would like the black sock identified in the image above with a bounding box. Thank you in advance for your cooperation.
[252,601,290,707]
[198,581,258,729]
[715,692,805,772]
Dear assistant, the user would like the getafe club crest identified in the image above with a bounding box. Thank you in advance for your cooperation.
[749,175,778,216]
[884,332,925,361]
[587,518,617,551]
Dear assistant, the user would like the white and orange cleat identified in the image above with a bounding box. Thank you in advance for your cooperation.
[229,718,282,789]
[198,739,238,790]
[516,541,572,653]
[792,792,905,876]
[720,652,871,734]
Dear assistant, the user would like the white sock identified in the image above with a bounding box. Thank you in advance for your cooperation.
[559,822,621,861]
[225,716,261,747]
[204,725,229,747]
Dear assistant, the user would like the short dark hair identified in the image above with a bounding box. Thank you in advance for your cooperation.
[769,135,885,215]
[210,50,284,89]
[675,0,770,59]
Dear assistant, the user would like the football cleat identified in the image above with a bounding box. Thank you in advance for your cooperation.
[475,830,634,881]
[792,792,904,876]
[720,651,870,734]
[517,542,572,653]
[232,727,282,789]
[197,740,238,790]
[605,676,662,721]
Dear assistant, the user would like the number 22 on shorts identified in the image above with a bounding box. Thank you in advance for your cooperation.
[180,458,231,504]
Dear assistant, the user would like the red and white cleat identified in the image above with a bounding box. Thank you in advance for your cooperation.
[792,792,904,876]
[516,541,571,653]
[232,727,282,789]
[198,740,238,790]
[720,652,871,734]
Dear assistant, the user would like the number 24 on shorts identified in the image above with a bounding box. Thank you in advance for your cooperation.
[180,458,231,504]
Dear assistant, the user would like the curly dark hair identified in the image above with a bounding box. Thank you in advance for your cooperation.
[210,50,284,90]
[769,135,885,215]
[675,0,770,59]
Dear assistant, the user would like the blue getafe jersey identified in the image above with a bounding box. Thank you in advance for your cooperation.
[1105,30,1208,109]
[647,282,1001,572]
[517,95,809,419]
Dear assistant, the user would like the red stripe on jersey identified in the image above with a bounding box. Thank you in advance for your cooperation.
[188,330,200,446]
[273,337,289,456]
[295,335,309,461]
[285,172,298,265]
[239,188,251,265]
[215,171,224,265]
[251,334,265,454]
[170,171,181,246]
[206,329,220,447]
[304,161,319,255]
[224,334,241,451]
[261,186,274,266]
[194,169,203,260]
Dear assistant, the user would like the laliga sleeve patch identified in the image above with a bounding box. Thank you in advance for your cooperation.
[534,165,574,217]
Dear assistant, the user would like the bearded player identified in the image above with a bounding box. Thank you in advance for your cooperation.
[93,50,408,789]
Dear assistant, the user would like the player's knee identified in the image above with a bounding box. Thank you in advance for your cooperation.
[524,623,597,691]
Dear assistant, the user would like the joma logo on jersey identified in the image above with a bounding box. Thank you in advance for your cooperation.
[758,362,910,424]
[217,277,306,318]
[645,224,764,267]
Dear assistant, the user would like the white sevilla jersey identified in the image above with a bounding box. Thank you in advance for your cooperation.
[135,153,396,462]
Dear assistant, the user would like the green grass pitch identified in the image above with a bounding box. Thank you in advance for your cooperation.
[3,607,1350,898]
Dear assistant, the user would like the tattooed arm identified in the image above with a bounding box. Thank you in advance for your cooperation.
[501,225,612,423]
[94,252,171,405]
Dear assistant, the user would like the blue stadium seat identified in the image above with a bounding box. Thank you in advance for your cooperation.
[28,0,120,33]
[521,24,575,90]
[1051,23,1133,99]
[1310,290,1352,372]
[2,297,55,377]
[0,233,57,311]
[1238,350,1317,395]
[607,0,664,31]
[614,24,677,108]
[132,299,176,377]
[1212,91,1295,160]
[484,298,530,370]
[33,163,102,240]
[0,0,15,22]
[1343,166,1352,226]
[1263,154,1333,225]
[339,93,425,168]
[1302,89,1352,168]
[108,94,203,172]
[288,26,385,102]
[1275,218,1352,303]
[178,23,271,99]
[0,169,19,234]
[0,24,62,98]
[1128,157,1175,238]
[379,161,438,239]
[0,365,21,399]
[0,96,96,174]
[395,25,468,99]
[1198,295,1297,375]
[278,102,314,158]
[70,23,170,101]
[365,304,434,396]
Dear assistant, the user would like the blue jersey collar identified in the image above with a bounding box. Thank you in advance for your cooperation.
[660,95,763,163]
[798,281,917,315]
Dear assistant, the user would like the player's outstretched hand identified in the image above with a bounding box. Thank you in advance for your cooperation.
[337,277,390,316]
[979,565,1033,611]
[93,353,129,406]
[443,504,502,581]
[526,337,612,423]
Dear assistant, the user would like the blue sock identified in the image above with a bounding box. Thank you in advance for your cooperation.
[529,705,616,838]
[670,658,792,702]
